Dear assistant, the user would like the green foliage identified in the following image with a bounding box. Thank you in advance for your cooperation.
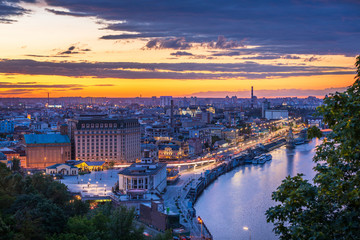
[307,125,322,139]
[266,56,360,239]
[51,204,144,240]
[211,135,221,145]
[108,161,115,168]
[8,194,67,239]
[154,229,173,240]
[11,158,21,172]
[0,163,144,240]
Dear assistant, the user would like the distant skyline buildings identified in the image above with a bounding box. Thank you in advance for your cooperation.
[0,86,349,99]
[0,1,358,98]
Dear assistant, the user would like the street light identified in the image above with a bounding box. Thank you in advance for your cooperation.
[243,226,251,240]
[197,216,203,238]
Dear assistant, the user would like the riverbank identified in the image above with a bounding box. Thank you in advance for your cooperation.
[170,137,288,239]
[195,139,320,239]
[186,138,286,204]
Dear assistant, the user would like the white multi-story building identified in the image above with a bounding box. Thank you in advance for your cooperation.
[118,162,167,194]
[74,118,140,163]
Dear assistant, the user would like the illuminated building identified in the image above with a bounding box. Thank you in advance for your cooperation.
[118,162,167,194]
[74,117,140,163]
[24,134,71,168]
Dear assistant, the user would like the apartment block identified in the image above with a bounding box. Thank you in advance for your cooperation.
[74,118,140,163]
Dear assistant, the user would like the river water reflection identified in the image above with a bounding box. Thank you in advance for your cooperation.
[195,138,321,240]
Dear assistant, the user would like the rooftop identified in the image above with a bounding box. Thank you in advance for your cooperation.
[46,163,77,169]
[24,134,70,144]
[119,162,167,176]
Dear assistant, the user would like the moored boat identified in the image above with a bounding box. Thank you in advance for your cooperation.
[264,153,272,161]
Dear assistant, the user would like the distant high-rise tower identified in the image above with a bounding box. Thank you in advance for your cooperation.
[170,100,174,128]
[251,86,254,108]
[160,96,172,107]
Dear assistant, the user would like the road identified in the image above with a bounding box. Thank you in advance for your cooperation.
[161,125,294,239]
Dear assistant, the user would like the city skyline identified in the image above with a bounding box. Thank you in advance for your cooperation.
[0,0,359,98]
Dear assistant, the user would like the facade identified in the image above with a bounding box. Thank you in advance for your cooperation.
[66,160,106,171]
[187,138,203,156]
[221,128,239,144]
[0,120,14,133]
[0,148,26,168]
[141,144,159,163]
[31,122,50,132]
[144,124,171,139]
[140,201,180,231]
[157,140,188,161]
[265,110,289,120]
[46,163,78,175]
[74,118,141,163]
[24,134,71,169]
[160,96,172,107]
[118,162,167,194]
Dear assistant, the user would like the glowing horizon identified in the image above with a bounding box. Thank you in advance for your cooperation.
[0,1,359,98]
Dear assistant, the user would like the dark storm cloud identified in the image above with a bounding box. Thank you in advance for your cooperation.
[212,51,247,57]
[0,81,84,88]
[44,0,360,55]
[0,0,36,23]
[305,56,321,62]
[0,59,354,80]
[283,55,301,60]
[25,54,69,58]
[243,55,281,60]
[144,38,192,50]
[208,36,244,49]
[58,45,91,55]
[16,81,37,84]
[170,51,193,56]
[45,8,93,17]
[0,89,34,95]
[25,45,91,58]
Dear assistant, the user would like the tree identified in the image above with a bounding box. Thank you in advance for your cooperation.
[154,229,173,240]
[108,206,144,240]
[211,135,221,145]
[108,161,115,169]
[11,158,21,172]
[266,56,360,239]
[9,194,67,239]
[307,125,322,139]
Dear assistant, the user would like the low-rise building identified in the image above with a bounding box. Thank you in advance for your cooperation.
[0,148,26,168]
[140,201,180,231]
[157,140,188,161]
[45,163,78,175]
[69,160,105,171]
[118,162,167,194]
[141,143,158,163]
[221,128,239,144]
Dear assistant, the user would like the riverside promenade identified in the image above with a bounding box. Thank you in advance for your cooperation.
[163,128,290,239]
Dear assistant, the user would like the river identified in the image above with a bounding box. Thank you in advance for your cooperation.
[194,138,321,240]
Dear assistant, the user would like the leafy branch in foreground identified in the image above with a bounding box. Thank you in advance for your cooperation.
[266,55,360,240]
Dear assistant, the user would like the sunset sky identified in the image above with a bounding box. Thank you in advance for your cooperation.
[0,0,359,98]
